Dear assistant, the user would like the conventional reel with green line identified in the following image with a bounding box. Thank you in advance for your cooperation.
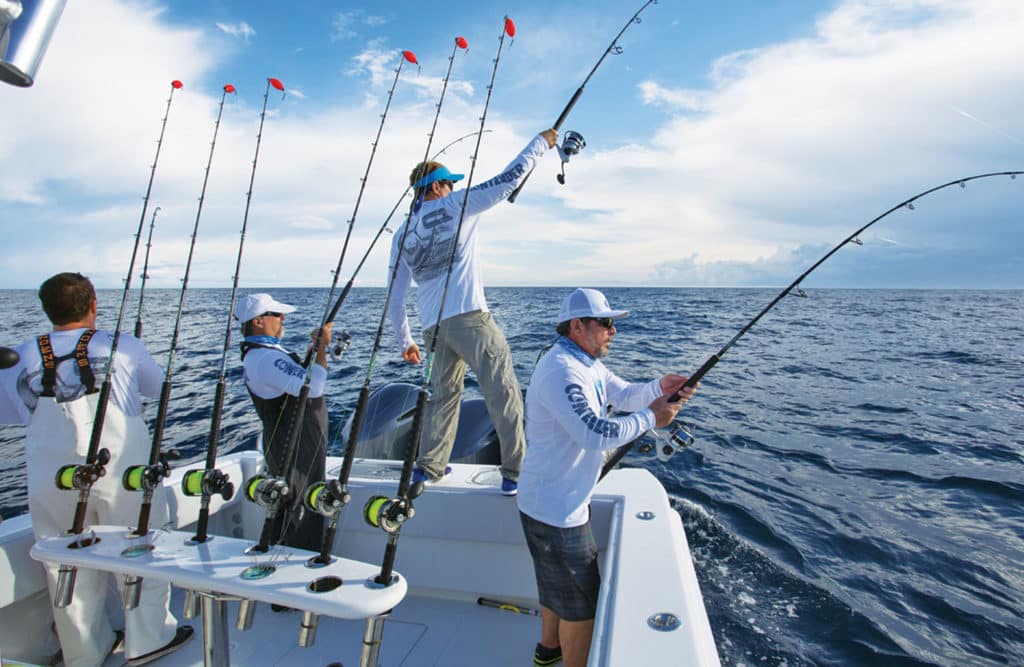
[303,479,350,520]
[362,482,424,535]
[242,474,289,515]
[180,467,235,502]
[54,447,110,493]
[122,449,181,494]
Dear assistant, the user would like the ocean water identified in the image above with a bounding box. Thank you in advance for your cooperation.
[1,286,1021,666]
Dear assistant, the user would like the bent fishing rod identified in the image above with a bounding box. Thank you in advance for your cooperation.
[123,84,237,542]
[507,0,657,203]
[133,206,160,339]
[183,77,285,545]
[242,50,421,558]
[50,79,183,608]
[364,19,515,587]
[601,170,1024,478]
[300,39,470,567]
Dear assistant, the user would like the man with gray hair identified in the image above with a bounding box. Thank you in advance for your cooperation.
[517,288,697,667]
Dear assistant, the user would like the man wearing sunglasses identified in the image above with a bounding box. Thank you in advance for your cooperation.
[235,293,333,554]
[517,288,697,667]
[387,128,559,495]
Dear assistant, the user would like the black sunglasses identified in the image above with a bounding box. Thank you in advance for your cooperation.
[260,311,283,318]
[582,317,615,329]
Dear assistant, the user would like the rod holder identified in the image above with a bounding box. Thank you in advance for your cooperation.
[236,598,256,631]
[53,563,77,608]
[122,575,143,610]
[298,610,319,647]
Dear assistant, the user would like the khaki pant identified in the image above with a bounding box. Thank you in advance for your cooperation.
[420,311,525,481]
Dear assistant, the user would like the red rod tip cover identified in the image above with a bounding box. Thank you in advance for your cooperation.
[456,36,468,49]
[504,17,516,37]
[402,50,418,64]
[224,84,236,93]
[171,80,183,89]
[269,77,285,91]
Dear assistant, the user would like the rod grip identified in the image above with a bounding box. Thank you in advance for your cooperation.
[667,355,719,402]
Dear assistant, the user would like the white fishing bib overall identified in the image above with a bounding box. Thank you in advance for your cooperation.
[26,392,176,667]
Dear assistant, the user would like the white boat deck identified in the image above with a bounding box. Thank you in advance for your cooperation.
[1,453,720,666]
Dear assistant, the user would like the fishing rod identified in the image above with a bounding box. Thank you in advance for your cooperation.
[182,77,285,544]
[364,18,515,588]
[600,170,1024,479]
[300,39,469,567]
[133,206,160,339]
[507,0,657,203]
[50,79,183,608]
[123,84,237,546]
[241,51,420,560]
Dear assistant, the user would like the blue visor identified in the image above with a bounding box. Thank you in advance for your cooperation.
[414,165,465,189]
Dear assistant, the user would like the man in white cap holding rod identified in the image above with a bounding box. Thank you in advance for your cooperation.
[517,288,698,667]
[235,293,333,555]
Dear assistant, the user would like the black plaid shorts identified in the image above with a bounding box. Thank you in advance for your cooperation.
[520,511,600,621]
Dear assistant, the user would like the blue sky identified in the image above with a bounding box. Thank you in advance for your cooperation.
[2,0,1022,290]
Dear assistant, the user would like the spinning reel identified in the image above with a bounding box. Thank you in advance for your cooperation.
[636,421,696,463]
[556,130,586,185]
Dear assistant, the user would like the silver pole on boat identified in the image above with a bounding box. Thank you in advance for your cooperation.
[359,614,388,667]
[200,592,231,667]
[298,610,319,647]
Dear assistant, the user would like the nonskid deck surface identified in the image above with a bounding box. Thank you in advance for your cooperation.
[96,587,540,667]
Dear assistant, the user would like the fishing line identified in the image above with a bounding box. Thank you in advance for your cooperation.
[133,206,160,339]
[123,83,236,541]
[241,50,422,559]
[507,0,658,203]
[184,77,285,545]
[299,38,470,567]
[601,170,1024,478]
[367,19,515,587]
[49,79,183,609]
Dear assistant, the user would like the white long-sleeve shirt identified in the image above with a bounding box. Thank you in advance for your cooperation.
[387,133,550,352]
[517,337,662,528]
[0,328,163,424]
[241,343,326,400]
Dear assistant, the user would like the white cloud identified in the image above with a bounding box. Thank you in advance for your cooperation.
[2,0,1022,292]
[215,21,254,41]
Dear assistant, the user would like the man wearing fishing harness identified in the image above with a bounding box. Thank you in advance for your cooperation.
[0,272,192,667]
[236,293,332,555]
[388,128,558,494]
[517,288,697,667]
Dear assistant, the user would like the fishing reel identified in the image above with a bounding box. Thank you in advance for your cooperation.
[243,475,289,514]
[556,130,586,185]
[331,330,352,361]
[181,467,235,501]
[637,422,695,463]
[55,448,110,491]
[122,449,180,493]
[363,495,415,534]
[303,479,350,518]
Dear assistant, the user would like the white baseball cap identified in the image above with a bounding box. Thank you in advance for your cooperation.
[233,293,296,323]
[557,288,629,324]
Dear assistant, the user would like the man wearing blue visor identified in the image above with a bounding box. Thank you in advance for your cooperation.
[388,128,558,495]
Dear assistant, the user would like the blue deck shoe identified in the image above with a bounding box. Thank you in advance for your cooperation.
[501,478,518,496]
[412,465,452,485]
